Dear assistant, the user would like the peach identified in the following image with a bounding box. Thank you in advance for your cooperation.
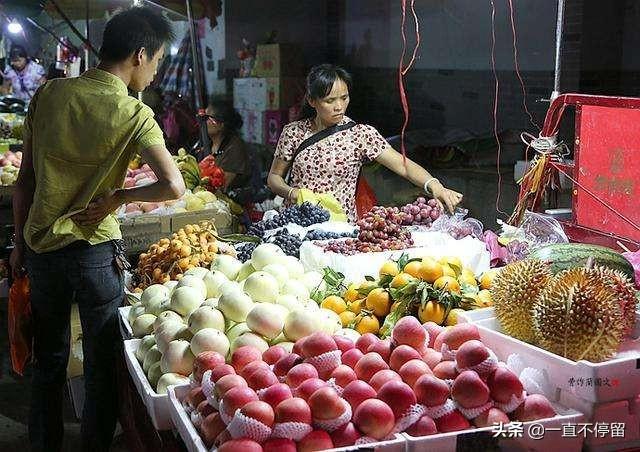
[354,352,389,382]
[390,345,422,371]
[474,407,510,427]
[247,368,279,391]
[369,369,402,392]
[333,335,355,353]
[330,422,361,447]
[302,332,338,358]
[342,380,377,411]
[209,364,236,383]
[218,439,262,452]
[399,359,433,388]
[405,414,438,436]
[433,323,480,352]
[221,386,258,417]
[341,348,364,369]
[296,378,328,402]
[377,380,417,420]
[393,316,428,349]
[309,387,346,420]
[355,333,379,353]
[259,383,293,410]
[298,430,334,452]
[367,339,393,362]
[240,400,275,428]
[513,394,556,421]
[263,345,289,365]
[196,399,216,418]
[487,365,524,404]
[263,438,296,452]
[273,353,303,379]
[240,360,271,380]
[193,351,226,382]
[275,397,313,424]
[330,365,358,388]
[435,410,471,433]
[353,399,395,440]
[231,346,263,373]
[423,321,445,348]
[421,347,443,369]
[433,361,458,380]
[186,387,206,409]
[292,336,307,356]
[286,363,319,388]
[452,370,490,408]
[200,412,226,448]
[215,374,247,399]
[414,375,450,407]
[455,340,490,371]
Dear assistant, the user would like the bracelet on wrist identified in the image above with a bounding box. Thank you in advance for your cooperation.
[423,177,440,195]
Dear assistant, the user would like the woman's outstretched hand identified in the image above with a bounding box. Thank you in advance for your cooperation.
[431,184,463,213]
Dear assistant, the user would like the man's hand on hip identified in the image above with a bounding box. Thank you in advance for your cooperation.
[72,189,123,225]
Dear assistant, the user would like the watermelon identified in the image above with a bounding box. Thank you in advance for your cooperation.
[529,243,635,282]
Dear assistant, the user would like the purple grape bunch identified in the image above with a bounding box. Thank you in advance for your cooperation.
[399,197,441,226]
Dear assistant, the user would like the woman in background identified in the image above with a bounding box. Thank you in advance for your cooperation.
[201,99,251,191]
[1,45,46,102]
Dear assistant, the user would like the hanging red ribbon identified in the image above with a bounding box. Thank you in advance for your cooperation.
[398,0,420,159]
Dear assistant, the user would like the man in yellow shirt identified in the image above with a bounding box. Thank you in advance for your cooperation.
[10,7,185,452]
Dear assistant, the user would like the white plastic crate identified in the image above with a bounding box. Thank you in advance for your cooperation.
[119,306,133,339]
[403,407,583,452]
[464,311,640,404]
[168,384,406,452]
[123,339,173,430]
[456,307,496,324]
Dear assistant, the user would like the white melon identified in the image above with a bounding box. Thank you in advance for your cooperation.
[143,345,162,373]
[262,263,289,288]
[190,328,230,357]
[156,372,190,394]
[132,314,157,337]
[246,303,286,340]
[203,270,229,298]
[243,271,279,303]
[281,280,310,301]
[251,243,285,271]
[141,284,170,306]
[176,275,207,299]
[188,306,225,333]
[155,321,192,354]
[210,254,243,280]
[135,335,156,362]
[170,286,205,317]
[160,339,195,375]
[230,332,269,354]
[218,290,254,323]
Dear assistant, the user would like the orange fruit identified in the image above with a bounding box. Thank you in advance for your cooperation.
[439,256,462,270]
[354,313,380,335]
[321,295,347,314]
[433,276,461,294]
[445,308,465,326]
[477,289,493,306]
[418,260,444,283]
[365,288,392,317]
[348,299,365,315]
[458,273,477,288]
[379,261,400,278]
[480,271,497,290]
[418,301,447,324]
[390,272,415,289]
[339,310,357,327]
[441,265,456,278]
[344,284,360,303]
[403,261,422,278]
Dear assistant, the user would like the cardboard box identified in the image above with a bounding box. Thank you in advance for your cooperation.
[264,110,289,146]
[233,77,304,112]
[120,215,169,255]
[252,43,303,78]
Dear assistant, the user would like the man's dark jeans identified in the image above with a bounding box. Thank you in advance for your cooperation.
[26,241,124,452]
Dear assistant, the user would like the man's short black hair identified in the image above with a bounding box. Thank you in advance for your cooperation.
[99,6,174,63]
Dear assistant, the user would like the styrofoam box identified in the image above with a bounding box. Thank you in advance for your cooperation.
[124,339,173,430]
[119,306,133,339]
[463,308,640,404]
[168,384,406,452]
[403,407,583,452]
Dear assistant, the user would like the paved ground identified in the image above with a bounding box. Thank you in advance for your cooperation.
[0,300,128,452]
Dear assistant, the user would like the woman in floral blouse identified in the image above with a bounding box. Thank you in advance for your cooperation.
[268,64,463,223]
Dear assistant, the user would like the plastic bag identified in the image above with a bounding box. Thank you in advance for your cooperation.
[431,208,484,240]
[8,276,31,376]
[355,177,377,220]
[497,210,569,262]
[297,188,348,222]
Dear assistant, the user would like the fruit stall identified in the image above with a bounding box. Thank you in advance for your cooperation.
[109,166,640,452]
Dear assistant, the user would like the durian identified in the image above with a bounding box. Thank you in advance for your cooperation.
[491,259,552,343]
[533,267,625,362]
[594,266,638,336]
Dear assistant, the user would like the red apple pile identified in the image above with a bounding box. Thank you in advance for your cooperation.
[180,319,558,450]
